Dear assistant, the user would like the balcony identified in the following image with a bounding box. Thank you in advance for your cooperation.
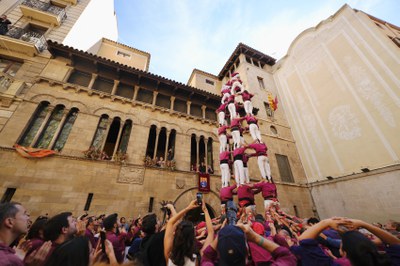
[0,26,47,56]
[20,0,67,26]
[0,73,25,107]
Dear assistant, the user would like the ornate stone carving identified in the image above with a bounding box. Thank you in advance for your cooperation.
[118,166,145,184]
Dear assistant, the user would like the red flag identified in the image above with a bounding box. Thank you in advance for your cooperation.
[14,144,56,158]
[273,96,278,111]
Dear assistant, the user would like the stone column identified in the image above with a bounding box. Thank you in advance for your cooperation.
[88,74,97,90]
[170,96,175,112]
[196,136,200,166]
[63,67,74,82]
[187,101,191,115]
[174,133,190,171]
[153,127,160,159]
[111,80,120,95]
[164,129,170,160]
[31,106,54,147]
[48,108,70,149]
[133,85,139,101]
[152,91,158,106]
[112,120,124,160]
[201,105,206,119]
[205,139,208,169]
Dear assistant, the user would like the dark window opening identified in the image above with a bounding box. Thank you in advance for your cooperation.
[173,98,187,113]
[103,118,121,159]
[190,103,202,117]
[205,79,214,85]
[0,57,22,77]
[156,127,167,160]
[155,94,171,109]
[276,154,294,183]
[84,193,93,211]
[190,134,197,171]
[167,129,176,160]
[199,136,206,164]
[115,82,133,99]
[1,188,16,203]
[245,56,252,64]
[148,197,154,212]
[91,115,109,149]
[68,70,91,87]
[257,76,265,90]
[205,108,217,121]
[146,125,157,158]
[26,23,48,36]
[207,138,213,171]
[117,50,131,58]
[93,77,114,94]
[136,88,153,104]
[264,102,273,117]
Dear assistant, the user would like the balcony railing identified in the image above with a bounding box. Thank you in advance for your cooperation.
[20,0,67,26]
[0,26,47,56]
[6,26,47,52]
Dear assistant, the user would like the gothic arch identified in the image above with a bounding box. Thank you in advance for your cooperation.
[186,128,217,140]
[173,187,220,217]
[143,119,183,134]
[29,94,57,105]
[92,108,140,124]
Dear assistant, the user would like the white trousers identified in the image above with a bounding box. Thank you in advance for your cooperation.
[221,93,230,104]
[219,134,228,153]
[249,124,262,143]
[228,103,236,121]
[234,160,245,185]
[231,130,241,149]
[244,100,253,115]
[257,155,271,180]
[220,163,230,187]
[218,111,225,126]
[244,166,249,183]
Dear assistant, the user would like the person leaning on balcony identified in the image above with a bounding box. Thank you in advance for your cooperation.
[0,15,11,35]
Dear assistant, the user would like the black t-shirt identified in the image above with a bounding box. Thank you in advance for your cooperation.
[141,230,166,266]
[0,19,11,35]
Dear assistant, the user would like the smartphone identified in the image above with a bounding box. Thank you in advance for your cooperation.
[100,230,106,253]
[196,192,203,205]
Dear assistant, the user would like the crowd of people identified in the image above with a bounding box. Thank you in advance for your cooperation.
[1,183,400,266]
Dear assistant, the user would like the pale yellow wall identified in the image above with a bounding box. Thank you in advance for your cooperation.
[95,41,150,71]
[187,71,219,95]
[0,0,18,16]
[275,5,400,182]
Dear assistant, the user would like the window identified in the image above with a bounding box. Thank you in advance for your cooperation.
[84,193,93,211]
[68,70,91,87]
[0,58,22,76]
[257,76,265,90]
[190,134,213,172]
[1,188,16,203]
[117,50,131,58]
[270,125,278,135]
[264,102,273,118]
[26,23,48,36]
[205,79,214,85]
[173,98,187,113]
[253,60,259,67]
[18,102,78,150]
[190,103,202,117]
[145,125,176,166]
[275,154,294,183]
[245,56,252,63]
[155,93,171,109]
[93,77,113,94]
[115,82,134,99]
[91,115,109,150]
[136,88,153,104]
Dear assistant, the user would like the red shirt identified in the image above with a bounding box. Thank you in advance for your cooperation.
[233,147,247,158]
[246,115,258,125]
[0,243,24,266]
[237,184,256,200]
[219,185,237,201]
[216,102,227,112]
[230,117,244,128]
[218,125,229,135]
[219,151,230,161]
[242,91,254,101]
[253,182,277,199]
[248,143,268,155]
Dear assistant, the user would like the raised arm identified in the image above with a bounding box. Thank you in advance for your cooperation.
[299,218,350,241]
[347,219,400,245]
[164,200,198,263]
[200,199,214,256]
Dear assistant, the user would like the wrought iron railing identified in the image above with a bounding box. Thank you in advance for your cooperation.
[21,0,67,22]
[5,26,47,52]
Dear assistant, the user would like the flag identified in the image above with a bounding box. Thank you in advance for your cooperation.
[14,144,56,158]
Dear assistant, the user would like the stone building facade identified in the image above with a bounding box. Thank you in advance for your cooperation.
[0,2,399,222]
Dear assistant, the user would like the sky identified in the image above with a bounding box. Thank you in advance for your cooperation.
[115,0,400,84]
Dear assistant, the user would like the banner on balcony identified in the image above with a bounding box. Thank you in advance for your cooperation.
[198,173,210,193]
[14,144,56,159]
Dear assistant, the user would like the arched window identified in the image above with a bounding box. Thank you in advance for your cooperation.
[35,105,66,149]
[167,129,176,160]
[145,125,157,158]
[53,108,79,151]
[91,114,109,150]
[199,136,206,163]
[103,117,121,159]
[156,127,167,160]
[207,138,214,172]
[117,120,132,154]
[18,101,50,146]
[190,134,197,171]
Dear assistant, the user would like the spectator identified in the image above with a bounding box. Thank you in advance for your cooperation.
[0,15,11,35]
[103,213,127,263]
[198,162,206,174]
[0,202,29,266]
[84,216,98,249]
[207,165,214,174]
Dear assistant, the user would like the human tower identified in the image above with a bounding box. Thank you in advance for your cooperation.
[217,72,272,188]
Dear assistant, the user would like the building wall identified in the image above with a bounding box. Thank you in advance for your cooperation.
[62,0,118,51]
[187,70,220,95]
[95,40,150,71]
[310,165,400,222]
[274,5,400,183]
